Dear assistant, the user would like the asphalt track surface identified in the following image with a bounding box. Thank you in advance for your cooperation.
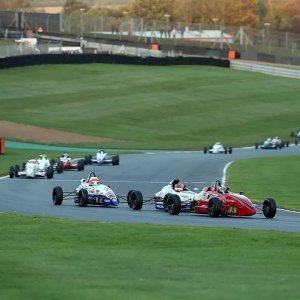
[1,146,300,232]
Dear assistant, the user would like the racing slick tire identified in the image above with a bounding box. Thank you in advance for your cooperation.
[46,166,54,179]
[127,190,143,210]
[56,161,63,174]
[77,160,84,171]
[83,155,92,165]
[78,189,89,207]
[263,198,277,219]
[52,186,63,205]
[224,147,228,154]
[112,155,120,166]
[285,141,289,147]
[228,147,233,154]
[208,197,221,217]
[84,156,90,165]
[164,194,181,215]
[255,143,259,149]
[14,165,20,177]
[203,147,207,154]
[9,166,14,178]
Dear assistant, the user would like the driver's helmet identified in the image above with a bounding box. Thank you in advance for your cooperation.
[171,178,180,189]
[88,177,100,186]
[174,183,185,192]
[99,149,105,154]
[29,158,37,164]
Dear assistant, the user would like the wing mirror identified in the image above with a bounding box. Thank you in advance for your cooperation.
[81,179,86,183]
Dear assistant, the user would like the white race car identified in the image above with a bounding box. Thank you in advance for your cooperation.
[85,149,120,166]
[9,156,54,179]
[203,142,232,154]
[127,179,199,215]
[52,172,139,207]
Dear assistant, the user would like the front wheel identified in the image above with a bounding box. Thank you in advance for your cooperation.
[127,190,143,210]
[78,189,89,207]
[208,197,221,217]
[112,155,120,166]
[263,198,276,219]
[52,186,63,205]
[46,166,54,179]
[164,194,181,215]
[9,166,14,178]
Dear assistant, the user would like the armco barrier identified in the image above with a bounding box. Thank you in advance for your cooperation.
[230,60,300,79]
[0,54,230,69]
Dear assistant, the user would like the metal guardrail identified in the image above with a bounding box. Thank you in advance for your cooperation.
[230,60,300,79]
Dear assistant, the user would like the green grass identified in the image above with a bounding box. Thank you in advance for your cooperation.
[227,155,300,211]
[0,214,299,300]
[0,64,299,150]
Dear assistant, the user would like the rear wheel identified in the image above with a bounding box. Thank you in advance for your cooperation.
[208,197,221,217]
[263,198,276,219]
[78,189,89,207]
[52,186,63,205]
[164,194,181,215]
[127,190,143,210]
[203,147,207,154]
[228,147,233,154]
[56,161,63,173]
[255,143,259,149]
[77,160,84,171]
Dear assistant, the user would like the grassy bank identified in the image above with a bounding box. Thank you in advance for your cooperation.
[227,155,300,211]
[0,64,299,150]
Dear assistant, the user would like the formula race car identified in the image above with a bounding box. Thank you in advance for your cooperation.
[9,156,54,179]
[85,149,120,166]
[203,142,232,154]
[255,137,289,150]
[193,180,277,218]
[51,153,84,171]
[290,130,300,145]
[52,172,139,207]
[127,179,198,215]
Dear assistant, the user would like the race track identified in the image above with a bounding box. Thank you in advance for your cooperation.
[1,146,300,232]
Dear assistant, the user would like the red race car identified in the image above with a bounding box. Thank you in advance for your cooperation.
[193,180,276,218]
[54,153,85,171]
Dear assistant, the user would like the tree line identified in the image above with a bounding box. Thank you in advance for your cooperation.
[1,0,300,33]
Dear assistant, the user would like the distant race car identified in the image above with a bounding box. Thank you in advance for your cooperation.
[127,179,199,215]
[290,130,300,145]
[193,180,277,218]
[203,142,233,154]
[52,172,139,207]
[9,156,54,179]
[85,149,120,166]
[52,153,85,171]
[255,137,288,150]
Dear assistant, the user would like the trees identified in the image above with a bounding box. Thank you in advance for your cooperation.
[130,0,173,21]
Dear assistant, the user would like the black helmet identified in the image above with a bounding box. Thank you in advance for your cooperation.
[172,178,180,188]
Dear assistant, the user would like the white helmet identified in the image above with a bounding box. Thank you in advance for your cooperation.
[88,177,100,185]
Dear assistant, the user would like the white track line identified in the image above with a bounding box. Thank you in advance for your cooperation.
[222,161,233,186]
